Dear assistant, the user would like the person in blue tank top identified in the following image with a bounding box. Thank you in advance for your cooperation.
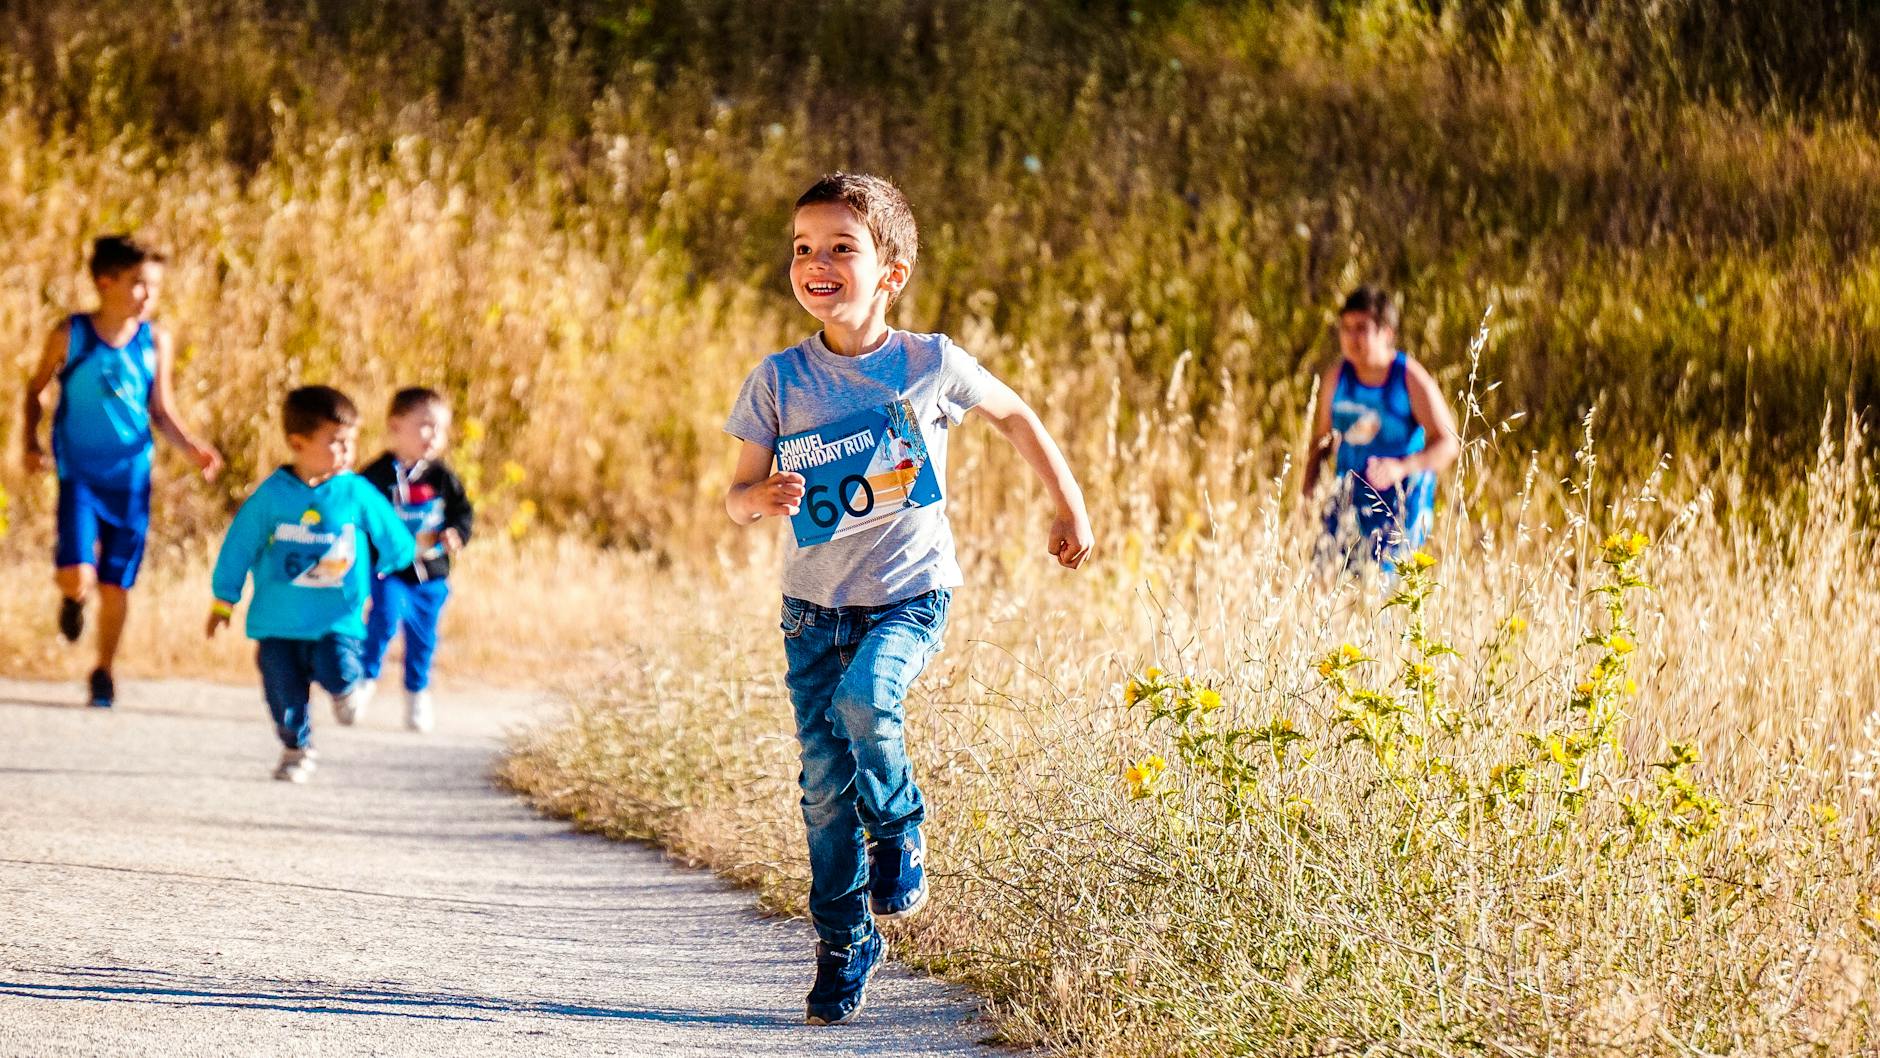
[20,235,223,708]
[1303,286,1459,571]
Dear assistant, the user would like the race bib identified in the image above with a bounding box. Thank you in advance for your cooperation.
[777,399,942,547]
[273,512,356,589]
[397,490,448,560]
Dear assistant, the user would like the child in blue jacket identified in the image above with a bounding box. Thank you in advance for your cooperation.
[207,386,416,782]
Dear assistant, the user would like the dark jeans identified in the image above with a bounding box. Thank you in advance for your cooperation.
[781,588,950,946]
[256,635,363,749]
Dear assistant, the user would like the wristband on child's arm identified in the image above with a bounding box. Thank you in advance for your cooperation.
[211,601,234,618]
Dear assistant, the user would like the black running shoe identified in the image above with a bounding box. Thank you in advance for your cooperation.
[805,929,883,1026]
[58,597,84,642]
[88,668,114,709]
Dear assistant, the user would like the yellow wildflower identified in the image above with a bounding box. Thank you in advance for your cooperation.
[1125,754,1168,799]
[1339,643,1364,663]
[1316,658,1335,679]
[1506,616,1528,634]
[1601,529,1651,563]
[1608,634,1635,655]
[1196,689,1223,712]
[1124,680,1142,708]
[1623,678,1638,696]
[1144,666,1163,680]
[1810,802,1841,828]
[1575,680,1595,697]
[1410,550,1437,570]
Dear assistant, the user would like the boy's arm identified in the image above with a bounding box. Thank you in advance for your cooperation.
[1365,360,1461,490]
[148,327,223,480]
[207,495,267,636]
[724,442,804,525]
[362,488,418,575]
[20,324,68,475]
[441,466,474,550]
[1301,363,1339,498]
[968,378,1093,569]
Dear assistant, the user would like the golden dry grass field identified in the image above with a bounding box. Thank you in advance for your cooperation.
[3,2,1878,1054]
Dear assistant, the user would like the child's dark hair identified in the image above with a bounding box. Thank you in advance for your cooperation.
[89,234,165,278]
[795,171,919,277]
[388,386,447,418]
[282,386,359,437]
[1340,285,1400,331]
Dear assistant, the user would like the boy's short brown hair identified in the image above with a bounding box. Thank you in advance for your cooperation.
[794,172,919,274]
[1340,285,1400,332]
[388,386,447,418]
[283,386,359,437]
[89,234,165,279]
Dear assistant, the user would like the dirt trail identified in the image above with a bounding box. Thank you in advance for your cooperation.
[0,676,990,1057]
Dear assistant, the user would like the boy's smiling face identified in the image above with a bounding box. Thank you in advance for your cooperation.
[791,202,909,334]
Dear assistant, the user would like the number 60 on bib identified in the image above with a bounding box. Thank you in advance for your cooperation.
[776,399,942,547]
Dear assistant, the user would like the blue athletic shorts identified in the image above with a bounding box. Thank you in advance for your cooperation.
[55,478,151,588]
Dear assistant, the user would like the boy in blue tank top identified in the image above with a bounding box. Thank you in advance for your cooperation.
[1303,286,1459,570]
[20,235,223,708]
[206,387,416,783]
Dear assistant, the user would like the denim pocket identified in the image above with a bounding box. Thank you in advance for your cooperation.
[906,589,951,637]
[780,597,809,639]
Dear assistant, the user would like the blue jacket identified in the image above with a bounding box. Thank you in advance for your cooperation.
[212,468,417,641]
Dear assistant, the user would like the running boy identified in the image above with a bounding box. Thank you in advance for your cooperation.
[206,386,415,783]
[20,234,223,707]
[1302,285,1459,569]
[724,172,1093,1025]
[356,387,474,733]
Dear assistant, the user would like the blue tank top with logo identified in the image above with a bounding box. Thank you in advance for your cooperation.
[52,314,156,490]
[1325,352,1436,562]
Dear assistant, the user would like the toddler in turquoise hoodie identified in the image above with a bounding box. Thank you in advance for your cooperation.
[208,386,415,782]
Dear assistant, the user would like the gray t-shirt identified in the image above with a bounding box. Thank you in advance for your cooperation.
[725,329,995,608]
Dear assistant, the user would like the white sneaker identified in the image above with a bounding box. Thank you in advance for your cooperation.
[274,747,318,783]
[333,680,376,726]
[406,689,435,733]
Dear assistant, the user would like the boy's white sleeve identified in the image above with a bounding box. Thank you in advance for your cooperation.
[724,360,780,448]
[937,337,996,424]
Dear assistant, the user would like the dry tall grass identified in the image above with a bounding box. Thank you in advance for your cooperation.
[504,417,1880,1055]
[2,3,1878,1052]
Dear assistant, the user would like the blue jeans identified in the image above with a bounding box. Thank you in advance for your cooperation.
[256,635,363,749]
[363,576,451,691]
[782,588,950,946]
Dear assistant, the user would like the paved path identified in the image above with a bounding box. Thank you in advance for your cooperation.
[0,677,990,1057]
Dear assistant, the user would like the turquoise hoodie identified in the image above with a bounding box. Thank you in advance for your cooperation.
[212,468,417,641]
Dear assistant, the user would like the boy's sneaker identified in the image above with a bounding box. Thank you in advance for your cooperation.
[58,598,84,643]
[273,747,318,783]
[405,689,435,733]
[87,668,114,709]
[332,680,374,726]
[805,929,884,1026]
[867,828,928,920]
